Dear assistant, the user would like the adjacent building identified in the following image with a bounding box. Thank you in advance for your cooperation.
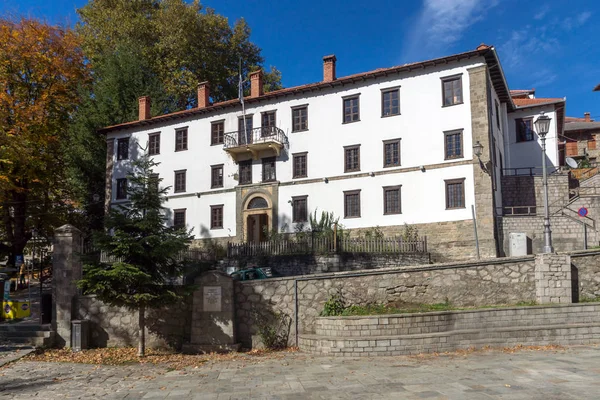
[99,44,572,261]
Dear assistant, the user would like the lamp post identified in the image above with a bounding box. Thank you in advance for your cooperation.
[534,112,553,253]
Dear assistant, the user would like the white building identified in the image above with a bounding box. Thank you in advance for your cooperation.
[100,44,565,260]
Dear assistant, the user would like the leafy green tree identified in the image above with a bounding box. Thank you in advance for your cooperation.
[78,154,193,356]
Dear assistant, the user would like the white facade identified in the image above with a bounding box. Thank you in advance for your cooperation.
[103,48,529,244]
[504,104,562,173]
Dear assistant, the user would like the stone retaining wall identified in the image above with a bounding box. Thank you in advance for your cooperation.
[234,256,537,348]
[299,303,600,356]
[571,251,600,300]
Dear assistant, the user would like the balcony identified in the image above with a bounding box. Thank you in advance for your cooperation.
[223,126,289,161]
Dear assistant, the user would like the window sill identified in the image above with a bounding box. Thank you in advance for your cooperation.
[381,113,401,118]
[444,156,464,161]
[344,215,361,219]
[292,175,308,179]
[383,164,401,168]
[211,185,224,189]
[342,120,361,125]
[174,149,188,152]
[210,227,224,230]
[384,212,402,215]
[442,102,464,108]
[292,220,308,224]
[210,142,224,146]
[292,129,309,133]
[344,169,361,173]
[446,206,466,210]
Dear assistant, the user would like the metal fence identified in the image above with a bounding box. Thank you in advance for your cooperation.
[227,235,428,258]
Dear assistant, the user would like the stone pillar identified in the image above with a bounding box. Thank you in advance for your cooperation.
[52,224,83,347]
[468,65,498,258]
[182,270,240,353]
[535,253,572,304]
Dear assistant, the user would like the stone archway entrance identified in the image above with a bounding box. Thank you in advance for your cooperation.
[244,196,271,244]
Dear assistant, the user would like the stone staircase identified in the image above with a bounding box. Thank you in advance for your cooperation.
[0,323,55,347]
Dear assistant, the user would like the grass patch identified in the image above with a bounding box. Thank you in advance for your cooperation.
[579,296,600,303]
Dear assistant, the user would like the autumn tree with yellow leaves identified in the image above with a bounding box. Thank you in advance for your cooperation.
[0,18,88,265]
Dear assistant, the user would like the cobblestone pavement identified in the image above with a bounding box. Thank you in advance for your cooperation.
[1,346,600,399]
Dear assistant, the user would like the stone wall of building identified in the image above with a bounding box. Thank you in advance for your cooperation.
[501,174,571,213]
[221,252,431,277]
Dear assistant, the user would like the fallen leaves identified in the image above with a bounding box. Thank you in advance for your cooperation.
[407,344,566,360]
[24,347,299,370]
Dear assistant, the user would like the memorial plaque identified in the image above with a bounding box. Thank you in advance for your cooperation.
[203,286,222,312]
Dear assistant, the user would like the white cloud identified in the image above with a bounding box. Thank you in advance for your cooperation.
[529,68,558,88]
[577,11,591,25]
[401,0,499,62]
[534,5,550,20]
[563,10,592,31]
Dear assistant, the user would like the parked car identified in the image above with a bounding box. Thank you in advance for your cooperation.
[230,267,273,281]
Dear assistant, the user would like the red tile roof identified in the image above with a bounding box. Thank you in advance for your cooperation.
[99,44,513,134]
[565,116,587,123]
[513,98,564,107]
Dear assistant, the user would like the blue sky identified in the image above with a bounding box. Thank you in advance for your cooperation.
[2,0,599,119]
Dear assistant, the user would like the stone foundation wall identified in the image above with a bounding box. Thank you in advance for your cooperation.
[501,174,571,212]
[221,252,431,277]
[299,303,600,357]
[78,296,191,350]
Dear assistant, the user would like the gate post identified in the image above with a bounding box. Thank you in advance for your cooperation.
[52,224,83,347]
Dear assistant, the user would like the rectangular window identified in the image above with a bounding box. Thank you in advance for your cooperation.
[292,105,308,132]
[344,190,361,218]
[211,164,223,189]
[173,209,186,229]
[262,157,276,182]
[211,205,223,229]
[292,152,307,178]
[211,121,224,145]
[516,118,534,142]
[383,139,401,167]
[238,115,253,145]
[175,128,188,152]
[174,170,186,193]
[116,178,127,200]
[381,88,400,117]
[117,138,129,160]
[383,186,401,215]
[444,130,463,160]
[495,100,501,128]
[344,145,360,172]
[445,179,465,209]
[442,75,463,107]
[292,196,308,223]
[261,111,276,137]
[343,95,360,123]
[148,133,160,155]
[239,160,252,185]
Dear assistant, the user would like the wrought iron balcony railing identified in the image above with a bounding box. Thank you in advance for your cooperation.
[223,126,288,150]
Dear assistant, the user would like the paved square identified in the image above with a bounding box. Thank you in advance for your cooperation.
[1,346,600,399]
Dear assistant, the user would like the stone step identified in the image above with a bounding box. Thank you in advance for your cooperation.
[299,323,600,357]
[0,330,53,338]
[1,334,53,347]
[0,324,52,332]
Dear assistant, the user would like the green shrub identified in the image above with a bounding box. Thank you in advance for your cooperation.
[320,290,346,316]
[251,308,291,350]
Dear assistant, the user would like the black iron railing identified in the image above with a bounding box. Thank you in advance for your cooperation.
[223,126,288,149]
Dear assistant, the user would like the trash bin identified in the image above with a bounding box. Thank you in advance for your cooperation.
[71,320,90,351]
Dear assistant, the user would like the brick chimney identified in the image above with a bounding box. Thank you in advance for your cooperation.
[138,96,151,121]
[323,55,337,82]
[584,112,591,122]
[198,81,210,108]
[249,70,264,98]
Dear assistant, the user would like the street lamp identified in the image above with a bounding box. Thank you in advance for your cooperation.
[535,112,553,253]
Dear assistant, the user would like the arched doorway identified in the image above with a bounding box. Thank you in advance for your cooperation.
[245,196,270,243]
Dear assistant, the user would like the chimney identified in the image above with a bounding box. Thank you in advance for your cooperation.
[198,81,210,108]
[138,96,151,121]
[249,70,264,97]
[323,54,337,82]
[584,112,591,122]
